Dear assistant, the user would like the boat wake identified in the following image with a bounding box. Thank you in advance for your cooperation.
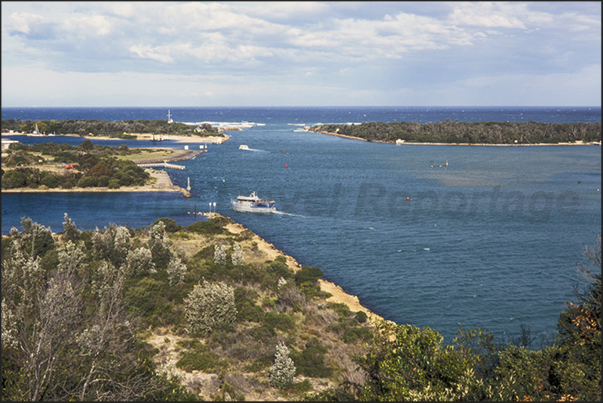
[273,210,304,217]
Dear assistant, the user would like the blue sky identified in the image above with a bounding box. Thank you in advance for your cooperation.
[1,1,600,107]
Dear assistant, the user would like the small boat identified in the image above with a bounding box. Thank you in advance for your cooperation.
[239,144,250,150]
[231,191,276,213]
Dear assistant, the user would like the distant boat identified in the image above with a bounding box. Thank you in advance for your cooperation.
[231,191,276,213]
[239,144,250,150]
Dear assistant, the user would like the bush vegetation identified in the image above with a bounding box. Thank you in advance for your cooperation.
[2,213,599,401]
[311,120,601,144]
[1,141,150,190]
[1,118,222,137]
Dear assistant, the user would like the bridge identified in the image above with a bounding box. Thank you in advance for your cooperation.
[136,162,185,171]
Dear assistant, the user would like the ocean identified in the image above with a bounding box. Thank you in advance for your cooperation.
[2,106,601,344]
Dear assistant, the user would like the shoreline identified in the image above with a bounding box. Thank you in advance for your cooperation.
[309,130,601,146]
[221,216,387,325]
[0,212,387,326]
[3,132,230,144]
[2,169,191,197]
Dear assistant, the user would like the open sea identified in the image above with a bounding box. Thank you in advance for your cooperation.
[2,106,601,344]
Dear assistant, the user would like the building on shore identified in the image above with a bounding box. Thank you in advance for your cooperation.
[1,139,19,150]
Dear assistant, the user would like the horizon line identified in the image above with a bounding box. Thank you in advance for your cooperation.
[2,105,601,109]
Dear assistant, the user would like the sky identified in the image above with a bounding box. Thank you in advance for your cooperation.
[1,1,601,107]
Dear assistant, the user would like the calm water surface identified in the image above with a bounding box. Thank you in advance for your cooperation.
[2,107,600,343]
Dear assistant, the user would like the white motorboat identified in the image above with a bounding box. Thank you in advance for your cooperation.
[231,191,276,213]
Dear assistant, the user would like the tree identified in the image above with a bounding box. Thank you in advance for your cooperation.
[89,163,112,178]
[9,217,55,259]
[184,279,237,336]
[1,239,85,400]
[1,217,193,401]
[123,247,156,277]
[148,221,173,269]
[354,321,490,401]
[269,341,296,389]
[62,213,81,243]
[214,244,227,265]
[231,243,244,265]
[1,170,27,189]
[81,139,94,150]
[91,224,132,268]
[166,256,187,286]
[77,176,97,188]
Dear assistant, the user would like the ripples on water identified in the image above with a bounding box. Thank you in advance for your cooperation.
[2,107,600,343]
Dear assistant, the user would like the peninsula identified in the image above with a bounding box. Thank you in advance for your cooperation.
[1,140,196,196]
[3,212,599,401]
[309,120,601,145]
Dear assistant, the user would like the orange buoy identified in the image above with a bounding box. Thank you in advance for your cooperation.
[283,150,286,153]
[406,197,410,201]
[285,164,288,168]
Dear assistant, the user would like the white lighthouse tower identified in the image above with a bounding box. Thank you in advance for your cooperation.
[167,110,174,124]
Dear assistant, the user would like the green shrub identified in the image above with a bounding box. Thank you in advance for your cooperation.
[235,229,254,241]
[97,175,110,187]
[193,245,215,262]
[107,178,120,189]
[77,176,97,188]
[342,326,373,344]
[290,341,333,378]
[176,350,226,372]
[267,258,294,280]
[245,355,273,373]
[355,310,368,323]
[285,379,312,394]
[265,311,295,332]
[124,277,165,316]
[235,288,265,323]
[294,266,323,286]
[187,217,230,235]
[328,302,352,318]
[250,324,276,341]
[40,173,63,188]
[1,170,26,189]
[152,217,181,233]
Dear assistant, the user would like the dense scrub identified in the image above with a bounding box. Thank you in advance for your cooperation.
[2,214,599,401]
[1,141,149,190]
[311,120,601,144]
[1,118,221,138]
[1,215,375,400]
[306,236,601,401]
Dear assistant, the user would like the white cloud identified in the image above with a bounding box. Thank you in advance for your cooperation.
[129,44,174,63]
[1,2,600,106]
[449,2,530,28]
